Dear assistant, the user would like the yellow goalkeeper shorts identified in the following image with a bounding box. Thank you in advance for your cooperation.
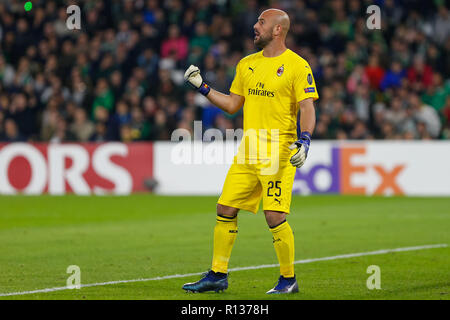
[217,158,296,214]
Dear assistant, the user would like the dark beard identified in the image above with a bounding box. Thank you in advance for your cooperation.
[254,34,273,50]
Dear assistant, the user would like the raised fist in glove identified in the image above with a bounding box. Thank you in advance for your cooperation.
[288,131,311,168]
[184,65,210,96]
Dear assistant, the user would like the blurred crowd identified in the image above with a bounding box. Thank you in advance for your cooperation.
[0,0,449,143]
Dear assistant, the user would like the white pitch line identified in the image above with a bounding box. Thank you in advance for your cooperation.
[0,243,447,297]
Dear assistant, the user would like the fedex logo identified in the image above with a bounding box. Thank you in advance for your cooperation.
[293,146,406,195]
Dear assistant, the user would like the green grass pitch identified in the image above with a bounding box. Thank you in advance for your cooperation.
[0,195,448,300]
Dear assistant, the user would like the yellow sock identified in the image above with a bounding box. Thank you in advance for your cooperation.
[270,220,295,277]
[211,215,238,274]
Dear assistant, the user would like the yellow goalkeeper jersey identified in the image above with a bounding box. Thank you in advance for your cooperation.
[230,49,319,161]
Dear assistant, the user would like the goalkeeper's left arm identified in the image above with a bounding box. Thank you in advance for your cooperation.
[184,65,244,115]
[289,98,316,168]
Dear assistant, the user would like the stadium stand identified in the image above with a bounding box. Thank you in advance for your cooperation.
[0,0,449,142]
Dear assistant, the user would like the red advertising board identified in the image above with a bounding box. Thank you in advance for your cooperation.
[0,142,153,195]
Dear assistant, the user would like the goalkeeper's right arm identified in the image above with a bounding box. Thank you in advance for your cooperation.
[184,65,244,115]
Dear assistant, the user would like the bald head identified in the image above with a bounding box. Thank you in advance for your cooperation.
[253,8,290,50]
[260,9,290,36]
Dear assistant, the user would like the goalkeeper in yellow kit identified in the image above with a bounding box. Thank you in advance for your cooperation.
[182,8,318,294]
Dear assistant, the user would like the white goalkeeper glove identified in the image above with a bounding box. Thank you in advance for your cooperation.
[289,131,312,168]
[184,65,211,96]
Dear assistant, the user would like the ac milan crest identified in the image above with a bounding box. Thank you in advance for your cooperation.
[277,65,284,77]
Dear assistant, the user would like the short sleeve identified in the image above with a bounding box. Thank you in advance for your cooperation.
[230,60,244,96]
[293,61,319,103]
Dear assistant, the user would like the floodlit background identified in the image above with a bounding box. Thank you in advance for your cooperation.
[0,0,449,144]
